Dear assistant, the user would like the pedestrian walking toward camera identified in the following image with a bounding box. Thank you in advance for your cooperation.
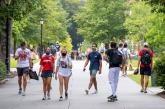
[83,43,102,95]
[15,42,32,96]
[38,48,55,100]
[55,48,72,101]
[137,42,153,93]
[105,42,123,102]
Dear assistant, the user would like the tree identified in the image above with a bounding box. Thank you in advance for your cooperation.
[75,0,127,43]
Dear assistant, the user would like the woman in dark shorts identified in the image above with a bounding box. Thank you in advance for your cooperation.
[39,48,55,100]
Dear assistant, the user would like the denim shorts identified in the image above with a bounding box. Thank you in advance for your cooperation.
[41,70,53,78]
[17,67,29,76]
[90,70,98,77]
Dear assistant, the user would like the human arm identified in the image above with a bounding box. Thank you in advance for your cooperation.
[83,58,89,71]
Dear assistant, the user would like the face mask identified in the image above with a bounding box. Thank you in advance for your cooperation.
[62,53,66,56]
[46,52,50,55]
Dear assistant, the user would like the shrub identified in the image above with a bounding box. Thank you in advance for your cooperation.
[154,53,165,90]
[0,60,6,81]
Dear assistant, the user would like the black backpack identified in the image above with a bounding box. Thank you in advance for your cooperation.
[141,49,151,65]
[109,49,123,66]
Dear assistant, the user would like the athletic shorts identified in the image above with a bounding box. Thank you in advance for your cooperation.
[140,67,151,76]
[90,70,98,77]
[41,70,53,78]
[17,67,29,76]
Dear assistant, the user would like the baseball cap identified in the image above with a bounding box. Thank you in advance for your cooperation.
[144,42,148,46]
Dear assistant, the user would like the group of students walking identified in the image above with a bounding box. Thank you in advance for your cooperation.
[14,41,153,102]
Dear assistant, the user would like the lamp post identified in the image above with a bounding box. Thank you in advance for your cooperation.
[4,0,11,76]
[40,18,44,58]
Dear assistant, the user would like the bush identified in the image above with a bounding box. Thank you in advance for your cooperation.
[0,60,6,81]
[154,53,165,90]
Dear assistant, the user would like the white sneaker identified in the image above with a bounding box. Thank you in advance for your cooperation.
[22,91,26,96]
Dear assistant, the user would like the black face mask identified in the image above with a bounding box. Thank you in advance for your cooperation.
[62,53,66,56]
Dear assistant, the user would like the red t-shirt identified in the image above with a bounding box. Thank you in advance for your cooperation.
[40,55,55,71]
[138,48,153,68]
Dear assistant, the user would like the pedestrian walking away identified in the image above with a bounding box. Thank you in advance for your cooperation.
[15,42,32,96]
[83,43,102,95]
[121,43,131,76]
[105,42,123,102]
[55,48,72,101]
[137,42,153,93]
[38,48,55,100]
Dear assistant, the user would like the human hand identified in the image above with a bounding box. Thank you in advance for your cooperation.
[83,68,86,72]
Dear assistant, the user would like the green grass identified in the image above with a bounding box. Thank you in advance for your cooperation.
[128,74,151,87]
[10,57,40,68]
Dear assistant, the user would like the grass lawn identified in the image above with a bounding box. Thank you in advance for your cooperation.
[128,74,151,87]
[10,57,40,68]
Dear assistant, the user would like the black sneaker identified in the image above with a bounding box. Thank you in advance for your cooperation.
[42,96,46,100]
[59,96,63,101]
[108,96,118,102]
[65,92,68,99]
[107,95,113,99]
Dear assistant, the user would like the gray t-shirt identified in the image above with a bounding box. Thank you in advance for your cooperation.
[56,56,72,77]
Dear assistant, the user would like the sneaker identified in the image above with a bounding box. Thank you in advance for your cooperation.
[108,96,118,102]
[107,95,113,99]
[92,90,98,94]
[144,90,147,93]
[140,89,144,93]
[65,92,68,99]
[47,96,51,100]
[22,91,26,96]
[85,90,89,95]
[42,96,46,100]
[59,96,63,101]
[18,89,22,95]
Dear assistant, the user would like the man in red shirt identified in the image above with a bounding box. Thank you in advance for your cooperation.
[39,48,55,100]
[137,42,153,93]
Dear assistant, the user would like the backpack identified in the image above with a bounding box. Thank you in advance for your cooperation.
[122,48,128,60]
[109,49,123,66]
[141,49,151,65]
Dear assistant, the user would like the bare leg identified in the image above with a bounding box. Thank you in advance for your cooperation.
[93,77,97,91]
[22,74,28,92]
[144,75,149,91]
[88,77,93,90]
[18,76,22,90]
[64,77,70,93]
[141,75,144,91]
[42,78,47,97]
[59,75,64,97]
[46,77,52,97]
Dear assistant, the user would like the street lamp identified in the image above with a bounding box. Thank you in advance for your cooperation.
[4,0,12,76]
[40,18,44,58]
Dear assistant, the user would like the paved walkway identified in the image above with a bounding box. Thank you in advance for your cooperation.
[0,61,165,109]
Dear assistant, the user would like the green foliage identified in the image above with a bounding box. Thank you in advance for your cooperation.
[75,0,127,43]
[154,53,165,90]
[0,60,6,81]
[124,1,153,42]
[60,36,73,53]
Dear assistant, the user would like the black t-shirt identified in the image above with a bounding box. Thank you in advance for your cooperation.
[106,49,120,68]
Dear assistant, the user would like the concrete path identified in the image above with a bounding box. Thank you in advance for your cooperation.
[0,61,165,109]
